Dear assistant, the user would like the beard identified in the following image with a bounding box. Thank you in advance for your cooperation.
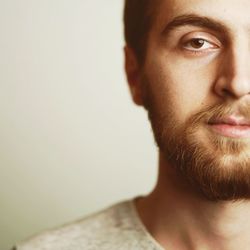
[141,76,250,201]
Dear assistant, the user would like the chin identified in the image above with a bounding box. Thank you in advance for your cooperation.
[161,126,250,201]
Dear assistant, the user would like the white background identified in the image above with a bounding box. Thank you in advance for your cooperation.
[0,1,157,249]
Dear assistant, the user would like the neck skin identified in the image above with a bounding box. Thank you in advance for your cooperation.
[135,151,250,250]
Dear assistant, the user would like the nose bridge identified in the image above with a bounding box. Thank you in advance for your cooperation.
[229,39,248,80]
[218,36,250,98]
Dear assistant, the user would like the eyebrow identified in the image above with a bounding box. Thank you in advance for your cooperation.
[162,14,231,38]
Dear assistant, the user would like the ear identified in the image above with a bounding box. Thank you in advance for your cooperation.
[124,46,144,106]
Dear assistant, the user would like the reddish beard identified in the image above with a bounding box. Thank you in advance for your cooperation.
[143,86,250,201]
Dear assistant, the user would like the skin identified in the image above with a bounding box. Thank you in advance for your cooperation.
[125,0,250,249]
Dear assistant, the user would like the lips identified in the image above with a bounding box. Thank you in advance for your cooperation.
[208,116,250,138]
[208,116,250,126]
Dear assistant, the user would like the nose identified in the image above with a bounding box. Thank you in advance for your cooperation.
[214,46,250,99]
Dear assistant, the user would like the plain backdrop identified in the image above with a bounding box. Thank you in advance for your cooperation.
[0,0,158,249]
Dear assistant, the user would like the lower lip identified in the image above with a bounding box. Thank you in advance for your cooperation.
[209,124,250,138]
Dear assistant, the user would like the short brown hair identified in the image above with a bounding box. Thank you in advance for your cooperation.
[124,0,156,63]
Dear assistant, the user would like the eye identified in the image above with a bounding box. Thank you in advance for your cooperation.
[182,38,219,52]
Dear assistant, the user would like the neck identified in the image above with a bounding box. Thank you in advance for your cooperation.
[136,151,250,250]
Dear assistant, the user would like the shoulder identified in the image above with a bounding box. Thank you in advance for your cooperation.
[14,198,144,250]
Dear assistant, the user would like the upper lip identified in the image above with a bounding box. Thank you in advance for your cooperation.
[208,116,250,126]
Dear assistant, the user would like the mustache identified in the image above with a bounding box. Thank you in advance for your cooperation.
[190,101,250,126]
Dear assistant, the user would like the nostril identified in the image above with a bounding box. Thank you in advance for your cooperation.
[221,88,235,98]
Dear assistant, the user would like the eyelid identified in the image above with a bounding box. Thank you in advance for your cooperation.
[180,31,222,48]
[183,39,219,51]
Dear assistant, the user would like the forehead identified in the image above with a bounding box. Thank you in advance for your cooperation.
[153,0,250,33]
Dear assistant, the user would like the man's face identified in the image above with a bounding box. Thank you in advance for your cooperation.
[139,0,250,201]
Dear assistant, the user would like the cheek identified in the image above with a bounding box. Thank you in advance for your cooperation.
[145,54,218,123]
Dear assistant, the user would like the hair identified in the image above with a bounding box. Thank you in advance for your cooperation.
[124,0,156,63]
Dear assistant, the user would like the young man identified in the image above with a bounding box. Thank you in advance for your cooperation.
[15,0,250,249]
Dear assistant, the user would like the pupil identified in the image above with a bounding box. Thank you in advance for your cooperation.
[191,39,205,48]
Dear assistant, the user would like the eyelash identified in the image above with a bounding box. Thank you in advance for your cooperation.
[181,38,219,55]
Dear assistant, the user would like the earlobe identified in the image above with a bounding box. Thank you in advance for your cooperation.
[124,46,144,106]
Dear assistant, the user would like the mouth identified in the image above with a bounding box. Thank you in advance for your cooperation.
[207,116,250,139]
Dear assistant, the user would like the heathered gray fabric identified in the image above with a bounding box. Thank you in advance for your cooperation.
[13,197,164,250]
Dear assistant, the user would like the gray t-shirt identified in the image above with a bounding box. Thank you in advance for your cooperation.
[13,197,164,250]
